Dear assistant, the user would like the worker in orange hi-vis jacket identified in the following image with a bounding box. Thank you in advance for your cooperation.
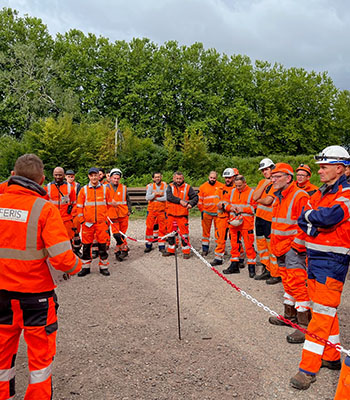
[253,158,281,285]
[295,164,318,196]
[144,172,167,254]
[76,167,113,277]
[210,167,239,267]
[0,154,81,400]
[45,167,76,242]
[197,171,224,256]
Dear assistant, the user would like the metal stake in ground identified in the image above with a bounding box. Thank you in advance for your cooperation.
[173,222,182,340]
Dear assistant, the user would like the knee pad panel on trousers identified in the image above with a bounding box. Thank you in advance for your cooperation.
[113,233,124,245]
[82,243,92,260]
[97,243,108,260]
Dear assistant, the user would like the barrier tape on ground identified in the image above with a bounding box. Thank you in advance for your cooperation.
[175,229,350,358]
[107,217,176,243]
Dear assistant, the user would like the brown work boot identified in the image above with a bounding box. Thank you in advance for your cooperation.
[269,304,296,326]
[290,371,316,390]
[321,359,341,370]
[286,310,311,344]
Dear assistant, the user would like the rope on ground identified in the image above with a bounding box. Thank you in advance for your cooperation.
[175,229,350,358]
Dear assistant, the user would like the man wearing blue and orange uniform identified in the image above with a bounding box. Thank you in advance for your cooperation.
[253,158,281,284]
[290,145,350,390]
[46,167,77,242]
[268,163,310,344]
[0,154,81,400]
[144,172,167,253]
[197,171,223,256]
[222,175,257,277]
[163,171,198,259]
[77,167,112,276]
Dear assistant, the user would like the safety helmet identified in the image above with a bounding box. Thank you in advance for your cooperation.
[228,213,243,227]
[296,164,312,176]
[259,158,275,170]
[314,145,350,165]
[110,168,123,177]
[271,163,294,176]
[222,168,234,178]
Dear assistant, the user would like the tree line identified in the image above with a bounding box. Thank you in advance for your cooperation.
[0,7,349,183]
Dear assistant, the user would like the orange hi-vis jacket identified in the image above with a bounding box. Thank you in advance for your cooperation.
[270,182,309,257]
[166,182,198,217]
[77,182,112,223]
[46,181,76,222]
[254,179,275,222]
[225,185,256,230]
[106,183,129,219]
[198,181,224,216]
[216,184,235,219]
[0,177,81,293]
[0,180,9,194]
[297,181,318,196]
[146,181,167,212]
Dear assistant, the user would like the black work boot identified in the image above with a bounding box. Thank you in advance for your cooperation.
[248,264,256,278]
[99,268,110,276]
[78,268,90,277]
[269,304,297,326]
[115,251,123,262]
[254,266,271,280]
[223,262,240,274]
[210,258,223,266]
[119,250,128,260]
[238,259,245,269]
[144,246,152,253]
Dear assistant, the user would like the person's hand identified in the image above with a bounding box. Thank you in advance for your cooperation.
[180,200,188,207]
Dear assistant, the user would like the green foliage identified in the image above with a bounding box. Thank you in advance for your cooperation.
[181,128,210,176]
[0,135,25,180]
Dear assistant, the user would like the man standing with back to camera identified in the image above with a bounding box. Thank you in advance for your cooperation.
[0,154,81,400]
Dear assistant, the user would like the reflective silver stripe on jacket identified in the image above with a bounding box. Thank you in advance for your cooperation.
[83,185,107,207]
[305,241,350,255]
[29,363,52,384]
[257,204,273,212]
[47,240,72,258]
[271,229,297,236]
[0,198,48,260]
[272,189,307,225]
[0,366,15,381]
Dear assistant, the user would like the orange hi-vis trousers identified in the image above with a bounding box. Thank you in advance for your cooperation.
[145,211,166,248]
[109,216,129,252]
[277,248,310,312]
[214,217,228,260]
[255,217,279,277]
[229,227,256,264]
[0,290,58,400]
[334,356,350,400]
[299,278,342,375]
[167,215,190,255]
[201,212,217,251]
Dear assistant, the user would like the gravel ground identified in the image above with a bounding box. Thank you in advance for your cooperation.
[13,217,350,399]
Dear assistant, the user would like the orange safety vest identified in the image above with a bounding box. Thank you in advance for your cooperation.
[297,181,318,196]
[167,182,190,217]
[226,185,256,230]
[46,182,76,222]
[198,181,223,215]
[0,183,81,292]
[77,183,111,223]
[216,185,235,218]
[147,181,167,212]
[270,182,309,257]
[254,179,275,222]
[106,183,129,219]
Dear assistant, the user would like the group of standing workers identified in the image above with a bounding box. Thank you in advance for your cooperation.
[1,144,350,398]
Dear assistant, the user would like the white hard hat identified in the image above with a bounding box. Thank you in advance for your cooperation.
[259,158,275,170]
[314,146,350,165]
[228,214,243,227]
[222,168,235,178]
[110,168,122,177]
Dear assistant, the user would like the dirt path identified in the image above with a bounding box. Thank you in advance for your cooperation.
[14,218,349,399]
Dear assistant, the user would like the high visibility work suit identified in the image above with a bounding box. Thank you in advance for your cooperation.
[166,182,198,255]
[0,176,81,400]
[0,180,8,194]
[297,174,350,376]
[334,355,350,400]
[297,181,318,197]
[225,185,257,264]
[271,182,310,311]
[70,181,82,253]
[106,183,132,253]
[213,184,234,261]
[253,179,279,277]
[77,183,112,270]
[197,181,223,253]
[145,181,167,250]
[46,181,76,240]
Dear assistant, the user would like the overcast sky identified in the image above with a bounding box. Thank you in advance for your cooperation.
[4,0,350,90]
